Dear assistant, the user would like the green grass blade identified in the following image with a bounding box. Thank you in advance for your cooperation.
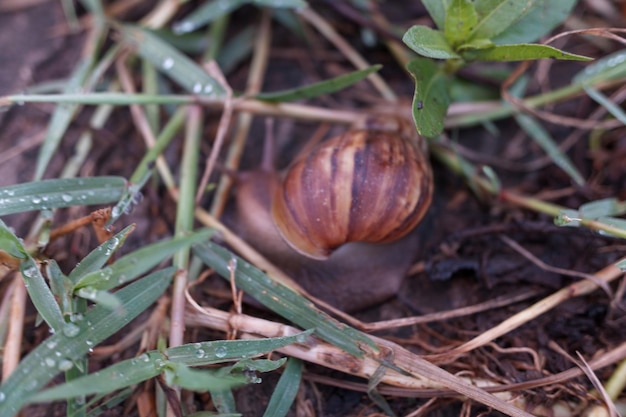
[34,57,94,181]
[584,86,626,126]
[3,92,196,106]
[117,24,224,97]
[262,358,302,417]
[193,242,375,357]
[0,267,174,417]
[208,388,238,414]
[514,113,584,186]
[165,329,312,366]
[74,229,213,291]
[0,176,128,216]
[33,331,310,401]
[172,0,247,34]
[256,65,382,102]
[574,49,626,85]
[464,43,591,62]
[0,219,65,331]
[67,225,135,283]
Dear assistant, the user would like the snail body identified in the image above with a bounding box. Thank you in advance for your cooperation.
[233,116,433,311]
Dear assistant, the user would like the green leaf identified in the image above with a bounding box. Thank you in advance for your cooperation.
[463,43,591,62]
[444,0,478,48]
[0,176,128,216]
[406,57,451,138]
[193,242,375,357]
[583,86,626,126]
[402,26,459,60]
[75,286,121,309]
[262,358,302,417]
[457,37,495,52]
[117,24,224,97]
[579,198,626,219]
[0,267,174,417]
[163,362,245,392]
[74,229,213,291]
[514,113,584,186]
[256,65,382,102]
[422,0,452,30]
[34,56,94,181]
[489,0,577,45]
[573,50,626,85]
[166,330,312,366]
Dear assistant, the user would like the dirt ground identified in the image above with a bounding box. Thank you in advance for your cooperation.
[1,1,626,416]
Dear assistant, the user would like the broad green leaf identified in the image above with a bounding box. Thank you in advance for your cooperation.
[74,229,213,291]
[193,242,375,357]
[117,24,224,97]
[472,0,537,41]
[34,54,94,181]
[463,43,591,62]
[402,26,460,60]
[457,37,495,51]
[580,199,626,219]
[407,58,451,138]
[0,267,174,417]
[444,0,478,48]
[422,0,452,29]
[573,50,626,85]
[490,0,577,44]
[262,358,302,417]
[514,113,584,186]
[256,65,381,102]
[0,176,128,216]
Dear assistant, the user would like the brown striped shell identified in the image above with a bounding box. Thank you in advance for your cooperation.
[271,128,433,260]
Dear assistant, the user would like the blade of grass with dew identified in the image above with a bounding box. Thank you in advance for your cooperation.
[117,24,224,97]
[46,260,73,317]
[74,229,213,292]
[514,112,584,186]
[33,331,310,401]
[256,65,381,102]
[75,286,121,309]
[193,242,375,357]
[67,225,135,283]
[162,362,248,392]
[573,49,626,86]
[33,45,99,181]
[0,267,175,417]
[262,357,302,417]
[107,170,151,226]
[0,176,128,216]
[0,219,65,331]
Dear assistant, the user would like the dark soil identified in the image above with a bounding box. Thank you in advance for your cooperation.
[1,1,625,416]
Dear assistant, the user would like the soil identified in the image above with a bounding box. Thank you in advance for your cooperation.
[1,1,625,417]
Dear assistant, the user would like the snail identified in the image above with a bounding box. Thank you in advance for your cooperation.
[232,114,433,311]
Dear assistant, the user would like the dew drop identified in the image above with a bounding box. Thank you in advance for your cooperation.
[203,84,213,94]
[58,359,74,371]
[193,82,202,93]
[139,353,150,362]
[45,339,58,349]
[45,358,56,367]
[195,349,205,358]
[62,323,80,338]
[31,197,41,204]
[0,392,5,402]
[215,346,227,358]
[162,57,174,70]
[61,193,73,202]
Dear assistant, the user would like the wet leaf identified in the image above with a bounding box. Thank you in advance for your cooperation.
[407,57,451,138]
[0,176,128,216]
[573,50,626,85]
[402,26,459,60]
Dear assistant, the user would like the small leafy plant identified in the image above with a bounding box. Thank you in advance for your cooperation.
[402,0,589,137]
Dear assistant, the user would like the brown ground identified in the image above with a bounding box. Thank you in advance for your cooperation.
[1,1,625,416]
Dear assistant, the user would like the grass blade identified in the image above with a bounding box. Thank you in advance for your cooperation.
[262,358,302,417]
[117,24,224,97]
[0,267,175,417]
[193,242,375,357]
[256,65,381,102]
[74,229,213,291]
[0,176,128,216]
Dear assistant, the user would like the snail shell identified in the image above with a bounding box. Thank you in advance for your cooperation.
[271,126,433,260]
